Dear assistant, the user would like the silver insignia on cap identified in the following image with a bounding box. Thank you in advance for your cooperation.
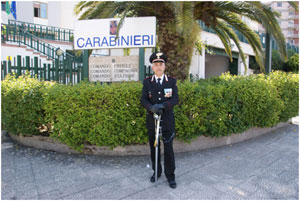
[156,53,163,59]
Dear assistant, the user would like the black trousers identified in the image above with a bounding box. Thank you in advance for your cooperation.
[148,129,175,181]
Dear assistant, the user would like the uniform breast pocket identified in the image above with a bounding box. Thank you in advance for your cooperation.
[164,88,172,98]
[148,91,152,99]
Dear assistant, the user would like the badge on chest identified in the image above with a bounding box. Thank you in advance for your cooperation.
[164,88,172,97]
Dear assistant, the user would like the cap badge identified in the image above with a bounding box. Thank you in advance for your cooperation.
[156,53,163,59]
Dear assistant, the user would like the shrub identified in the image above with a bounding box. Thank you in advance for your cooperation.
[43,81,147,151]
[285,54,299,73]
[1,72,55,135]
[267,71,299,121]
[272,49,285,71]
[1,71,298,151]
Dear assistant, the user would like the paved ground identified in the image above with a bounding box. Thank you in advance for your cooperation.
[1,124,299,200]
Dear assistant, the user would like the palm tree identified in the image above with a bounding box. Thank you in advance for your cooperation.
[74,1,298,80]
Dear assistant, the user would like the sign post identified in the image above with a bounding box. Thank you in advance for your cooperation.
[89,56,139,82]
[74,17,156,82]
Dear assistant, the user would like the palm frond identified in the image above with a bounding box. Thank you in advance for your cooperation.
[288,1,299,12]
[115,3,137,39]
[248,2,287,60]
[87,2,121,19]
[217,20,249,73]
[216,12,264,71]
[74,1,98,16]
[211,24,233,62]
[172,2,195,38]
[78,7,95,20]
[214,1,289,61]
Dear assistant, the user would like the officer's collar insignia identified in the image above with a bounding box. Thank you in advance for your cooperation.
[156,53,163,59]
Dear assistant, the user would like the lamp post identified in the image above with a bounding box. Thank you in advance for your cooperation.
[55,47,64,57]
[55,48,63,82]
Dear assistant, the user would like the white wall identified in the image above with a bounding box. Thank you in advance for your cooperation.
[48,1,78,29]
[2,1,78,29]
[60,1,79,29]
[205,54,229,78]
[238,54,250,76]
[201,31,255,56]
[2,45,52,64]
[190,47,205,79]
[48,1,61,28]
[242,16,259,32]
[18,1,34,23]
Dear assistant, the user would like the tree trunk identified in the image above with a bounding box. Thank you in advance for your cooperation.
[157,18,199,81]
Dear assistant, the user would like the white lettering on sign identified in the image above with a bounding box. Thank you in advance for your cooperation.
[74,17,156,49]
[89,56,139,82]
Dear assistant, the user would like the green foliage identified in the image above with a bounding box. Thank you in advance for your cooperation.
[287,49,297,58]
[272,49,284,71]
[271,49,299,73]
[285,54,299,73]
[267,71,299,122]
[1,71,298,151]
[1,72,55,135]
[43,81,147,151]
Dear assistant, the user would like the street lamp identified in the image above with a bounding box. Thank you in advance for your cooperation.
[55,48,64,82]
[55,47,64,57]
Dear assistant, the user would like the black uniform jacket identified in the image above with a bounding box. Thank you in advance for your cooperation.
[141,75,178,131]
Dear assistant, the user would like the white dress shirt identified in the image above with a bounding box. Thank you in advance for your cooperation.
[154,74,164,85]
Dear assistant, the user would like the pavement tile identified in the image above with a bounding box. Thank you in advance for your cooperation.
[1,124,298,200]
[39,189,63,200]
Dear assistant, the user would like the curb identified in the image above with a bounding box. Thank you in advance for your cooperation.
[7,122,290,156]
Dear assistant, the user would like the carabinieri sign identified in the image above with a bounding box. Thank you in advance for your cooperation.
[74,17,156,50]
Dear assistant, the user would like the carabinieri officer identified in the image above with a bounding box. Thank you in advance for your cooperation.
[141,52,178,189]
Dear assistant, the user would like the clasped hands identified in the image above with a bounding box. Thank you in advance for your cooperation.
[150,104,164,115]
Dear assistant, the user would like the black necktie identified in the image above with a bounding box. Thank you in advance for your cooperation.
[157,78,161,86]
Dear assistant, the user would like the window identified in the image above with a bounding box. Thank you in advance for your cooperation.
[289,11,294,16]
[34,2,47,18]
[34,4,39,17]
[1,2,6,11]
[40,3,47,18]
[277,2,282,7]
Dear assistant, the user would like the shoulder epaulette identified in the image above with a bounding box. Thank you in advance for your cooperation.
[167,75,176,79]
[144,76,151,80]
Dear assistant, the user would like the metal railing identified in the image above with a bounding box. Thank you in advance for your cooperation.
[144,65,153,78]
[1,55,84,85]
[2,23,75,60]
[1,22,87,84]
[8,19,73,42]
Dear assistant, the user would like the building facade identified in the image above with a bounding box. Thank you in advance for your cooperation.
[262,1,299,47]
[3,1,290,81]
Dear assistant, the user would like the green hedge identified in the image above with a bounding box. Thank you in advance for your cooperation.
[2,71,298,151]
[1,72,55,135]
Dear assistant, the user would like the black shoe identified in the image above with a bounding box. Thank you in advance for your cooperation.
[168,180,177,189]
[150,173,161,183]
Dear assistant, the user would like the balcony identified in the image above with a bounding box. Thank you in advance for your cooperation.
[287,23,299,29]
[287,33,299,38]
[288,14,299,20]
